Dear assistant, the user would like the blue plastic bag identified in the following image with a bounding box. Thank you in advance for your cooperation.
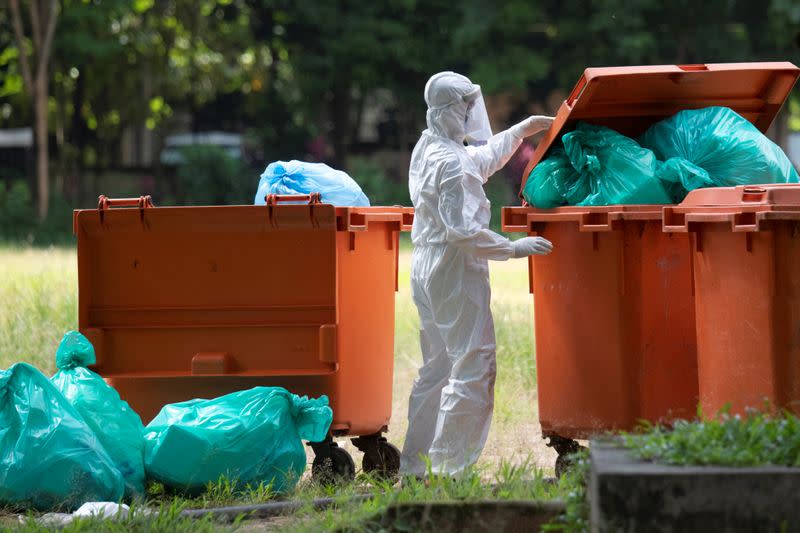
[51,332,146,500]
[143,387,333,494]
[0,363,124,511]
[640,106,799,195]
[254,160,370,206]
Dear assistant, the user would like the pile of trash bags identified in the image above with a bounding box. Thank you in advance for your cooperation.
[523,107,799,207]
[254,160,370,207]
[0,331,333,510]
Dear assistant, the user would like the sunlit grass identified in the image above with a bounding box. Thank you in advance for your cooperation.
[0,246,78,374]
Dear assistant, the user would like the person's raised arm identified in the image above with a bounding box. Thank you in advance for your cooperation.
[465,116,554,182]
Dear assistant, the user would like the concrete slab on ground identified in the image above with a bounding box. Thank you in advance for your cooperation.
[590,440,800,532]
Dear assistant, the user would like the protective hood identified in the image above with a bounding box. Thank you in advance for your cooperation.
[424,71,492,145]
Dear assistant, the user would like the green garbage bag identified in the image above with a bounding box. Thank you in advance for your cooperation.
[143,387,333,493]
[0,363,124,511]
[51,331,146,500]
[522,148,585,208]
[640,106,799,196]
[655,157,713,202]
[563,122,673,206]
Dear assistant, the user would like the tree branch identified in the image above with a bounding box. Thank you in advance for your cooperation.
[8,0,34,93]
[36,0,59,83]
[29,0,43,53]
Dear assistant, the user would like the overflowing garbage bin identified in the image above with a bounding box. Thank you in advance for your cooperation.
[502,62,800,472]
[73,194,413,481]
[503,205,698,473]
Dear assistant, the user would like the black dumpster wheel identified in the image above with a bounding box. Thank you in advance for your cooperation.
[362,441,401,480]
[555,453,573,478]
[546,435,586,478]
[554,444,589,478]
[312,445,356,485]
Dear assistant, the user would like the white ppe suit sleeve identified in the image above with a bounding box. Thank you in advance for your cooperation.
[437,158,514,261]
[464,128,524,183]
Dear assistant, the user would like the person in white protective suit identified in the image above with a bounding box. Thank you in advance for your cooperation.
[402,71,555,477]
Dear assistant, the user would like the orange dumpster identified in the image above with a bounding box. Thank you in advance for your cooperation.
[502,62,799,472]
[73,194,413,481]
[664,184,800,416]
[502,207,697,435]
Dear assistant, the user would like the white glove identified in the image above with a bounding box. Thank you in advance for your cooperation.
[512,236,553,258]
[510,115,555,139]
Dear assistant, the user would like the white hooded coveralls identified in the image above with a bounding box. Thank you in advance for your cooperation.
[402,72,540,476]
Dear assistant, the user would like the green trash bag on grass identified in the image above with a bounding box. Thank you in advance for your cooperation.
[143,387,333,494]
[640,106,799,196]
[51,331,146,500]
[0,363,124,510]
[563,122,673,206]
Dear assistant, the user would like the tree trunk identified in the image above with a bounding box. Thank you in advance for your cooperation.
[10,0,58,221]
[35,76,49,220]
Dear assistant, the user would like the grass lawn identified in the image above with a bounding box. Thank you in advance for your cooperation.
[0,244,565,531]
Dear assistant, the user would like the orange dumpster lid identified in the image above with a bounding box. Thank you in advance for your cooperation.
[520,62,800,196]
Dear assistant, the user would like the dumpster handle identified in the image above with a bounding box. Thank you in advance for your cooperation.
[265,193,323,229]
[98,195,154,210]
[265,193,322,205]
[97,195,154,225]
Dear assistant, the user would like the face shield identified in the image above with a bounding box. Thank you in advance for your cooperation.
[463,85,492,146]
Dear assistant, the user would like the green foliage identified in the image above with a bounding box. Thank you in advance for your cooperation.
[348,157,409,207]
[32,191,75,245]
[789,94,800,132]
[0,182,74,245]
[453,1,551,93]
[0,181,36,241]
[0,46,23,98]
[174,146,252,205]
[542,450,590,533]
[146,476,276,509]
[622,410,800,467]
